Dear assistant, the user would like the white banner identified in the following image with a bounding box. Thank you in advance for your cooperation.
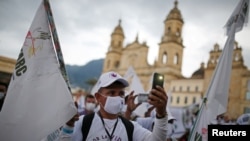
[189,1,249,140]
[0,1,77,141]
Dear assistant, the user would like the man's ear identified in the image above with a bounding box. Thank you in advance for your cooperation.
[95,93,100,101]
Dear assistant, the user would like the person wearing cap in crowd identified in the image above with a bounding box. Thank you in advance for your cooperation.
[58,71,168,141]
[78,93,97,116]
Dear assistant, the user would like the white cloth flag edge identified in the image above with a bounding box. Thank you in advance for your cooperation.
[0,1,77,141]
[188,20,237,141]
[224,0,249,35]
[189,1,249,140]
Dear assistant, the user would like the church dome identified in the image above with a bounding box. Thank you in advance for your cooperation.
[191,62,205,79]
[166,0,183,23]
[112,19,124,36]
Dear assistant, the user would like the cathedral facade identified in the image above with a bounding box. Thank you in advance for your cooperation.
[0,56,16,85]
[102,1,250,119]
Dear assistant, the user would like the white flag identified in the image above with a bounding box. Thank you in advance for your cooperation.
[0,1,77,141]
[130,73,145,94]
[123,66,136,80]
[123,66,145,95]
[189,1,249,140]
[224,0,249,35]
[189,21,236,141]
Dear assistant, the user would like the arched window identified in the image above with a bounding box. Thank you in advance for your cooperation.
[177,96,180,104]
[172,86,175,92]
[184,97,188,104]
[162,52,167,64]
[195,86,199,92]
[176,28,180,36]
[216,56,219,63]
[114,61,119,68]
[174,53,178,65]
[192,97,196,104]
[235,53,240,61]
[211,56,215,63]
[167,27,171,34]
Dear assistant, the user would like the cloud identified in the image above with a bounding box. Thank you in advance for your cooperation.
[0,0,249,77]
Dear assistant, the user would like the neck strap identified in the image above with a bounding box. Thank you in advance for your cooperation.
[98,112,119,141]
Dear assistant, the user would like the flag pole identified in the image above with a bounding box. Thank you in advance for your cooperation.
[187,97,207,141]
[42,1,74,140]
[43,0,72,92]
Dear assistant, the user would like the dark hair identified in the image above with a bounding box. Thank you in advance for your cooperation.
[85,94,95,102]
[105,81,125,88]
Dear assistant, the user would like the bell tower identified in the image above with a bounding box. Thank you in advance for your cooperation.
[157,0,184,76]
[103,20,125,72]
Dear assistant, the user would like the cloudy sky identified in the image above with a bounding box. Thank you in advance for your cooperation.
[0,0,249,77]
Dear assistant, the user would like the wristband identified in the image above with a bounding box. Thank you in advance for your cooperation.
[62,127,73,134]
[156,112,167,119]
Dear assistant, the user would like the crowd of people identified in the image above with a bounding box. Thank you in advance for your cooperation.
[62,72,250,141]
[1,71,249,141]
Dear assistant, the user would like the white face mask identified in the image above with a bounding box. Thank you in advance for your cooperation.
[85,103,96,111]
[0,92,4,99]
[101,94,125,114]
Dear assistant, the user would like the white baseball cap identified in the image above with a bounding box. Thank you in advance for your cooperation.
[92,71,129,94]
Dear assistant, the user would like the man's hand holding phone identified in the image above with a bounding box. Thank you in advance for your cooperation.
[148,72,167,118]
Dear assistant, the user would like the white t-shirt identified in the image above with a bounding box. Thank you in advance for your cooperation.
[59,112,167,141]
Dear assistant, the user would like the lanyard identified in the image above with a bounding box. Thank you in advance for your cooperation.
[99,112,119,141]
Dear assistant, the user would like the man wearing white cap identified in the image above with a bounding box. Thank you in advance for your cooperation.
[58,71,168,141]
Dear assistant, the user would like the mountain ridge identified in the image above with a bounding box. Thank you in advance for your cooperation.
[65,58,104,90]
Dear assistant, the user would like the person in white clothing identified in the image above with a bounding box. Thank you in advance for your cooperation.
[58,71,168,141]
[135,108,177,141]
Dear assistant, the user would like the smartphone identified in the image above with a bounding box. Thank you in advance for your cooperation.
[152,72,164,89]
[137,93,149,103]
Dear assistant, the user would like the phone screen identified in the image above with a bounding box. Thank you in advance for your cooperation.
[137,93,149,103]
[152,72,164,89]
